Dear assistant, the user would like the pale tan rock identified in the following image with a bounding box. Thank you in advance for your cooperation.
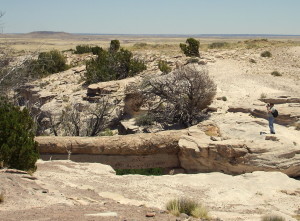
[36,130,184,155]
[178,121,300,176]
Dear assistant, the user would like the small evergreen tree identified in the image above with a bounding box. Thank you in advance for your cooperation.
[85,40,146,84]
[25,50,69,78]
[75,45,92,54]
[37,50,68,74]
[109,40,120,53]
[180,38,200,57]
[0,97,39,170]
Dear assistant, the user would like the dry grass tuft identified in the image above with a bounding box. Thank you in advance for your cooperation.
[261,215,285,221]
[166,198,209,219]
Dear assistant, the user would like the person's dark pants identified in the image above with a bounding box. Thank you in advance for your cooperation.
[268,116,275,134]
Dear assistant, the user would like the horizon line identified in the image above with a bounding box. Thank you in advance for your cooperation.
[3,32,300,37]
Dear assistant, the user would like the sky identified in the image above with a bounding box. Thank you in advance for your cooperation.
[1,0,300,35]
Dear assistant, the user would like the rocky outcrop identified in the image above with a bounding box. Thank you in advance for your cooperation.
[36,130,186,169]
[36,119,300,177]
[228,103,300,126]
[178,121,300,177]
[260,95,300,104]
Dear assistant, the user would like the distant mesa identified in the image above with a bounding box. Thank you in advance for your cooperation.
[24,31,73,38]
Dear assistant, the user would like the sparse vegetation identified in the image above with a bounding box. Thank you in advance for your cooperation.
[261,51,272,57]
[109,40,120,53]
[85,40,146,84]
[271,71,282,76]
[180,38,200,57]
[135,113,154,126]
[260,93,267,99]
[209,42,229,49]
[45,97,117,137]
[25,50,69,78]
[222,96,227,101]
[115,168,163,176]
[166,198,209,219]
[0,97,39,171]
[99,128,114,136]
[261,215,285,221]
[74,45,102,55]
[140,66,216,127]
[158,60,172,74]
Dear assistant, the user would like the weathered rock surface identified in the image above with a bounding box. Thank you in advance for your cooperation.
[36,118,300,177]
[3,160,300,221]
[36,130,184,155]
[36,130,185,169]
[179,120,300,177]
[228,102,300,126]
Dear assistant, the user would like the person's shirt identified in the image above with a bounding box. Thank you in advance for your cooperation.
[267,106,275,118]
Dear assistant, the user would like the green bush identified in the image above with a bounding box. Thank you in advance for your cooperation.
[91,46,102,55]
[75,45,102,55]
[75,45,92,54]
[271,71,282,76]
[37,50,68,74]
[158,60,171,74]
[222,96,227,101]
[100,128,114,136]
[109,40,120,53]
[261,51,272,57]
[85,40,146,84]
[166,198,209,218]
[0,97,39,171]
[115,168,163,176]
[26,50,69,78]
[180,38,200,57]
[135,113,154,126]
[209,42,229,49]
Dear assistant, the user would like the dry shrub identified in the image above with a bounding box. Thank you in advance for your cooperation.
[166,198,209,219]
[143,65,216,127]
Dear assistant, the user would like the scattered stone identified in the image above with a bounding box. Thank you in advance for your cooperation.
[21,175,37,180]
[84,212,118,217]
[1,169,28,174]
[265,136,280,141]
[179,213,189,219]
[145,212,156,217]
[42,189,48,193]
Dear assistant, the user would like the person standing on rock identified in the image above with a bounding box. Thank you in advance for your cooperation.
[267,103,276,134]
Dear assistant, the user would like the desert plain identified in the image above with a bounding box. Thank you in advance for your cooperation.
[0,33,300,221]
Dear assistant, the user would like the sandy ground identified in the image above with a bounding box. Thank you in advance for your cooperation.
[1,160,300,221]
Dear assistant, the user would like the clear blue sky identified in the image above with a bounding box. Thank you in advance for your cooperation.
[1,0,300,35]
